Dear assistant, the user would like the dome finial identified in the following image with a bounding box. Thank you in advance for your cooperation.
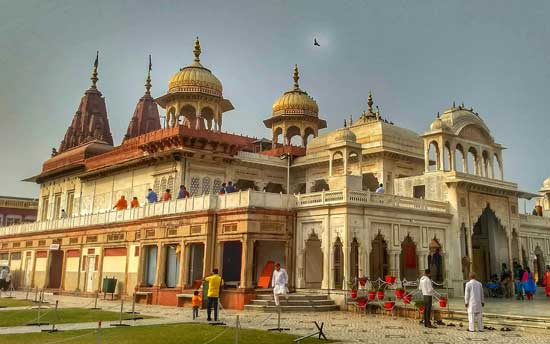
[293,64,300,90]
[367,90,374,113]
[91,51,99,89]
[145,54,152,94]
[193,37,201,62]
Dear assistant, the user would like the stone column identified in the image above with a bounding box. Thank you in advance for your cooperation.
[240,236,249,288]
[96,248,105,293]
[154,243,166,288]
[60,249,68,290]
[177,240,186,288]
[136,245,146,287]
[424,146,430,172]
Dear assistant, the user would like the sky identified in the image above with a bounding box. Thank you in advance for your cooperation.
[1,0,549,208]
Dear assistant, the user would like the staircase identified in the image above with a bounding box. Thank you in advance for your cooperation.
[244,291,339,312]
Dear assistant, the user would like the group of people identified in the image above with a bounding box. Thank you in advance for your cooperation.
[111,185,192,211]
[419,269,485,332]
[0,267,11,291]
[218,181,237,195]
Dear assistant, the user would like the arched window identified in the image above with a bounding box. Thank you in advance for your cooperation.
[286,126,301,146]
[455,144,465,173]
[273,127,283,147]
[201,177,211,195]
[303,127,315,146]
[190,177,200,196]
[428,141,439,172]
[212,178,222,195]
[482,151,490,177]
[443,142,451,171]
[180,105,196,127]
[494,153,503,180]
[350,238,359,280]
[332,151,344,176]
[333,237,344,289]
[428,238,443,283]
[160,177,167,195]
[348,151,359,175]
[467,147,478,175]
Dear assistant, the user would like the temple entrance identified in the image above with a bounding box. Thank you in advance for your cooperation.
[222,241,242,286]
[304,232,323,288]
[369,233,388,281]
[48,250,63,289]
[164,245,180,288]
[187,243,204,287]
[400,235,417,282]
[534,246,545,285]
[472,206,509,282]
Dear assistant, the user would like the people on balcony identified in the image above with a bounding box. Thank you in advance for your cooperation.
[225,181,237,193]
[375,183,385,193]
[177,185,190,199]
[218,183,227,195]
[131,197,140,208]
[161,189,172,201]
[113,195,128,210]
[146,188,158,203]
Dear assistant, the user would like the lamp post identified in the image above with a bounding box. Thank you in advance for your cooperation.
[279,153,291,194]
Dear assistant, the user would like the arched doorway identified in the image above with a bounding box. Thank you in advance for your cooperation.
[472,206,509,282]
[534,246,545,285]
[369,233,388,281]
[333,237,343,289]
[428,238,443,283]
[350,238,359,280]
[304,232,323,288]
[400,235,417,281]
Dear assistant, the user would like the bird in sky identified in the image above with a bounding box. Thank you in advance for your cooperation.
[314,38,320,46]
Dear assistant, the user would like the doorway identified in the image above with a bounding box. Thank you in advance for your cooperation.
[222,241,242,284]
[48,250,64,289]
[187,243,204,287]
[304,232,323,288]
[24,253,33,287]
[370,233,388,281]
[85,256,96,292]
[400,235,417,282]
[165,245,180,288]
[144,246,158,287]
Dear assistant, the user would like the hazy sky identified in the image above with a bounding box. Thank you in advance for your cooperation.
[1,0,549,204]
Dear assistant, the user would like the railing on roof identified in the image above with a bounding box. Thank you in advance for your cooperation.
[0,190,295,237]
[519,213,550,227]
[295,189,449,213]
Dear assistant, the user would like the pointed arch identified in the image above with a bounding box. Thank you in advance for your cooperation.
[333,237,344,289]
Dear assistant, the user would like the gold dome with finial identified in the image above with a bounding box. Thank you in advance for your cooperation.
[167,37,223,97]
[272,65,319,116]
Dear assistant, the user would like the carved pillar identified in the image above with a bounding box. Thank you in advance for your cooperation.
[178,240,186,288]
[60,249,68,290]
[424,146,430,172]
[154,243,166,288]
[240,236,251,288]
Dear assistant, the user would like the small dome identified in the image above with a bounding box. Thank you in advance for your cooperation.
[430,117,450,131]
[544,177,550,188]
[272,65,319,117]
[167,38,223,97]
[333,127,356,143]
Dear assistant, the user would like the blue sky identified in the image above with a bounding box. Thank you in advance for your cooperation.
[1,0,549,210]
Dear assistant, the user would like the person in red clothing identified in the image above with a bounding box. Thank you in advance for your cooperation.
[191,290,202,319]
[161,189,172,201]
[543,266,550,297]
[177,185,190,199]
[130,197,140,208]
[113,196,128,210]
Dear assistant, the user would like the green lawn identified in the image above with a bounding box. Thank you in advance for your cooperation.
[0,298,34,308]
[0,308,149,327]
[0,323,330,344]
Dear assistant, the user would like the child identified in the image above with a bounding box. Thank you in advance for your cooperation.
[191,290,202,320]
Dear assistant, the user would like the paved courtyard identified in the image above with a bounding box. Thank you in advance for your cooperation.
[0,292,549,343]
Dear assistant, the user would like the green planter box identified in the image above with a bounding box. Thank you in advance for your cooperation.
[102,277,117,294]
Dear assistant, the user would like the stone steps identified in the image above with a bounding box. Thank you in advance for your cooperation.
[244,292,339,312]
[442,310,550,330]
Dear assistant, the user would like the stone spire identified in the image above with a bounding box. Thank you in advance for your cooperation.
[193,37,201,63]
[367,90,373,113]
[58,52,114,153]
[124,55,161,140]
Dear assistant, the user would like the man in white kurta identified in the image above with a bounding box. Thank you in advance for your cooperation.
[464,272,485,332]
[272,263,289,306]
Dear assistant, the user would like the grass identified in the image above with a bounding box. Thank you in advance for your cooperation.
[0,298,34,308]
[0,308,150,327]
[0,323,330,344]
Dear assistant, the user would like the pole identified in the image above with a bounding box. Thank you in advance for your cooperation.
[235,315,240,344]
[33,287,38,302]
[97,321,102,344]
[25,286,30,300]
[110,297,130,327]
[91,292,101,310]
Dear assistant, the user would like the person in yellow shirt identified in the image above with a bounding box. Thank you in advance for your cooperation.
[191,290,202,320]
[203,268,224,321]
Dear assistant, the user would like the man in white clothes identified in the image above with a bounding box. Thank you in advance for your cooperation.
[465,271,484,332]
[272,263,289,306]
[418,269,435,328]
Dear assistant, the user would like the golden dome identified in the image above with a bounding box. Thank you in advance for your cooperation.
[272,65,319,117]
[167,37,223,97]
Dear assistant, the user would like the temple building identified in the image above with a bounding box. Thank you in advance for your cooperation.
[1,38,549,309]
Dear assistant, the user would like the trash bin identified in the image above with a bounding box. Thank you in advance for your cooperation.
[102,277,117,299]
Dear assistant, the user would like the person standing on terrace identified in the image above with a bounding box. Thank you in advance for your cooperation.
[130,197,140,208]
[113,195,128,210]
[146,188,158,203]
[161,189,172,201]
[177,185,190,199]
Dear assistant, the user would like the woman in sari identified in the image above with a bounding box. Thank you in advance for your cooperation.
[521,267,537,301]
[543,266,550,297]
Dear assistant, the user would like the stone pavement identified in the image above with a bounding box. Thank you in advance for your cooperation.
[1,291,549,343]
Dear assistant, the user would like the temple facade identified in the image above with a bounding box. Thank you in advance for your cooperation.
[0,38,549,309]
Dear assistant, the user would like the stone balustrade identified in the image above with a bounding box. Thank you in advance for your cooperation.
[519,213,550,227]
[0,190,295,237]
[295,189,449,213]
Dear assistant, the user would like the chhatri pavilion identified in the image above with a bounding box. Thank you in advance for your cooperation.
[0,38,549,309]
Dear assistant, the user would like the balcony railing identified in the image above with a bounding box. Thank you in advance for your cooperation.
[519,214,550,227]
[0,190,295,237]
[295,189,449,213]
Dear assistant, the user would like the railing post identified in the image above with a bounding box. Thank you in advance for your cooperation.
[321,190,325,204]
